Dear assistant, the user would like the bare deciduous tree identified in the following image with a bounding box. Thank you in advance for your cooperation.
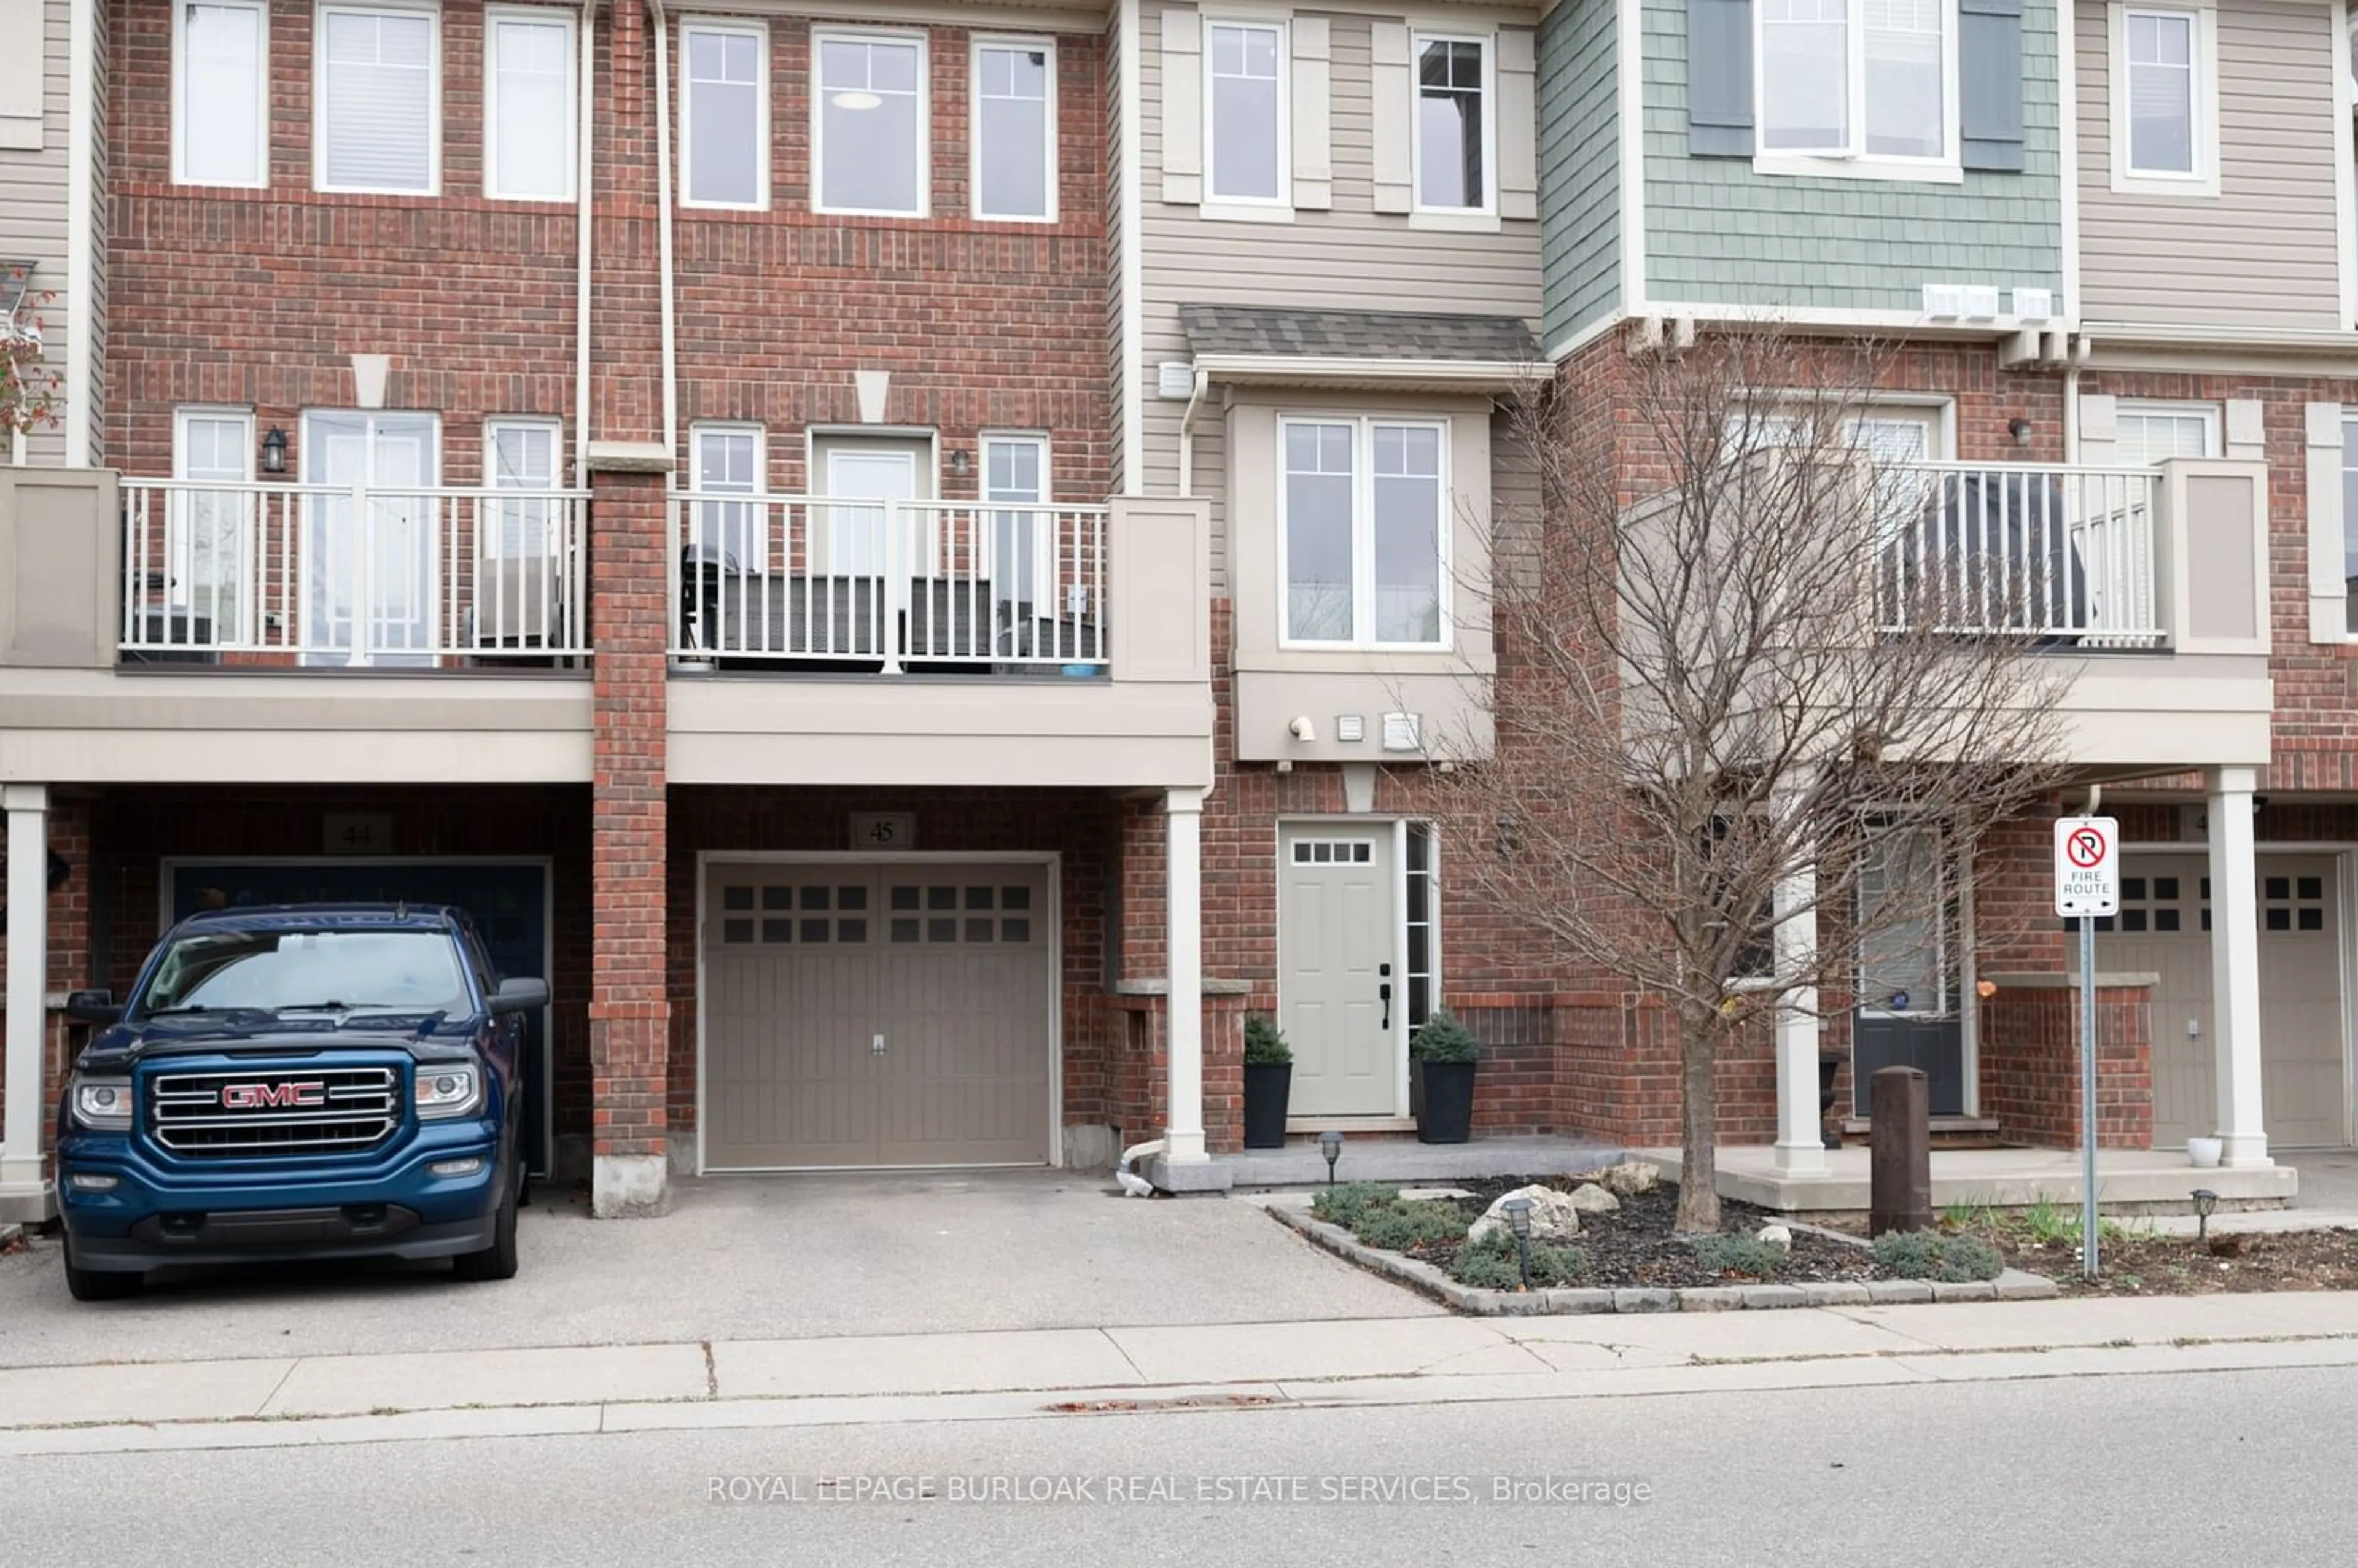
[1434,329,2077,1232]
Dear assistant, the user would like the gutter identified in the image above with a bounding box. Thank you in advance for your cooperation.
[1118,0,1143,497]
[574,1,598,487]
[63,0,94,465]
[649,0,679,478]
[1189,354,1532,390]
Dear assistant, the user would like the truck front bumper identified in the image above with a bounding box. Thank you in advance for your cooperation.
[66,1206,498,1271]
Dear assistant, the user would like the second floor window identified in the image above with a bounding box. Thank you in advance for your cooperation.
[486,9,576,201]
[1206,20,1285,203]
[2113,402,2219,466]
[683,22,767,208]
[1281,418,1448,648]
[691,423,764,567]
[1759,0,1950,164]
[316,5,439,195]
[2122,9,2201,177]
[175,1,270,187]
[815,33,925,215]
[1415,35,1489,211]
[974,41,1054,220]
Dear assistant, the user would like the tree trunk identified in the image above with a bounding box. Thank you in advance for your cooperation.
[1675,1012,1721,1234]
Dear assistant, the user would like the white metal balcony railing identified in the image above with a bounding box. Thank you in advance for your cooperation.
[668,492,1111,673]
[1875,463,2162,647]
[118,479,592,666]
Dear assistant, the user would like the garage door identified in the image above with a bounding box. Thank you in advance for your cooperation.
[702,862,1053,1170]
[2099,855,2348,1150]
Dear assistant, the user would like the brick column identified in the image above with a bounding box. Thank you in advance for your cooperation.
[588,465,670,1214]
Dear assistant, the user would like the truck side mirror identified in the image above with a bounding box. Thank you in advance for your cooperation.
[64,990,120,1025]
[489,977,550,1016]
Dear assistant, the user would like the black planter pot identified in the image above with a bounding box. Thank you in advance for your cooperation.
[1242,1062,1293,1149]
[1416,1060,1477,1144]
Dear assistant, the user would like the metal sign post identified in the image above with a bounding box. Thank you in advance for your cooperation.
[2054,817,2120,1279]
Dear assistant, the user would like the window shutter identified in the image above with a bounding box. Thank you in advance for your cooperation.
[0,0,42,149]
[1959,0,2025,173]
[2077,394,2119,465]
[1687,0,1754,157]
[1371,21,1412,213]
[1160,7,1202,205]
[2225,399,2264,461]
[1291,17,1331,209]
[2305,403,2346,643]
[1498,28,1538,220]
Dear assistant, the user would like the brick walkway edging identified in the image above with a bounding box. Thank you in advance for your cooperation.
[1264,1201,2060,1315]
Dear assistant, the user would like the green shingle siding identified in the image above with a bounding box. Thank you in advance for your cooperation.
[1540,0,1621,345]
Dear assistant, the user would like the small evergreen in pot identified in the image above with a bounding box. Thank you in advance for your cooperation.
[1411,1008,1480,1144]
[1242,1015,1293,1149]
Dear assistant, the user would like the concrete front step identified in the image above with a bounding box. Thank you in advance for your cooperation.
[1645,1146,2299,1215]
[1220,1136,1626,1190]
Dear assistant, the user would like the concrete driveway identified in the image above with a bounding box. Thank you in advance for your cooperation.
[0,1170,1435,1367]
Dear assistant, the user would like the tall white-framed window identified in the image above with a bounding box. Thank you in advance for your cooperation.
[1412,33,1493,213]
[169,406,257,645]
[174,1,270,188]
[690,422,765,569]
[2110,4,2217,192]
[2343,414,2358,637]
[972,37,1055,222]
[1756,0,1957,174]
[2114,401,2220,465]
[484,417,562,556]
[980,431,1053,610]
[314,3,440,195]
[484,7,576,201]
[1204,18,1288,204]
[1278,416,1449,648]
[680,19,768,209]
[1404,821,1440,1036]
[814,29,927,217]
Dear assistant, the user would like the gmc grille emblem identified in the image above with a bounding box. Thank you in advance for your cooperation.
[221,1081,327,1110]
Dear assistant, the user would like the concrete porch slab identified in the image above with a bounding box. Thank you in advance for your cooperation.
[1642,1146,2300,1214]
[1221,1136,1624,1189]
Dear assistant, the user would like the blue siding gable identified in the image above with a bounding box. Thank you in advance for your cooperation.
[1539,0,1622,347]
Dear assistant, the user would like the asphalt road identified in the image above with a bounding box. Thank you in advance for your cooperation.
[3,1364,2347,1566]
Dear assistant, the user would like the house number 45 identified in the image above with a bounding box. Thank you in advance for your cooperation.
[850,813,916,850]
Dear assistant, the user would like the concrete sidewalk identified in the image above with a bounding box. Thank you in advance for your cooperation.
[2,1289,2352,1458]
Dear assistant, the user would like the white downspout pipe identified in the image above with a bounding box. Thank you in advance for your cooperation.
[649,0,679,475]
[63,0,95,465]
[574,1,597,487]
[1176,368,1207,497]
[1118,0,1143,496]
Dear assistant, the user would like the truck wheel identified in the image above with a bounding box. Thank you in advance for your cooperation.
[453,1160,521,1283]
[63,1233,142,1302]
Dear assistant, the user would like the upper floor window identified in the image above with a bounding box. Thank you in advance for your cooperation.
[1759,0,1953,166]
[2111,6,2214,191]
[1280,417,1448,648]
[316,4,439,195]
[1414,34,1490,212]
[486,9,576,201]
[2114,401,2219,465]
[815,32,926,216]
[1205,20,1286,204]
[691,422,764,567]
[175,1,270,187]
[682,20,767,209]
[973,39,1055,221]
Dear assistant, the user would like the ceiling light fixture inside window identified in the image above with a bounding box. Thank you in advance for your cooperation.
[833,90,882,111]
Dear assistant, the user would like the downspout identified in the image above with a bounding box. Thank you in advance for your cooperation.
[1175,368,1207,496]
[574,1,597,487]
[1118,0,1143,496]
[63,0,95,465]
[649,0,679,472]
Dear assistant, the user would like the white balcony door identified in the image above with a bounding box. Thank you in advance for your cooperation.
[822,447,921,576]
[303,411,440,665]
[982,434,1054,614]
[171,409,255,645]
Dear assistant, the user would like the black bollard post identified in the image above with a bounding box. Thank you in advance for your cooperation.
[1869,1066,1932,1238]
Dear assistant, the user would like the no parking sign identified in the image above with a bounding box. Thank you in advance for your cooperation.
[2054,817,2119,918]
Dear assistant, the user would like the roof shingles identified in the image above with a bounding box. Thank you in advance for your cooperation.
[1177,304,1539,363]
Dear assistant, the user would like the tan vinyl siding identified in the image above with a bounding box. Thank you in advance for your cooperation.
[1,0,73,465]
[2078,0,2344,329]
[1138,1,1543,590]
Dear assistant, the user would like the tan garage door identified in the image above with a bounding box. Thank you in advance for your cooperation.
[2099,855,2348,1151]
[704,863,1053,1170]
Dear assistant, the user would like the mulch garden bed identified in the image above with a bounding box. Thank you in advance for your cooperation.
[1979,1224,2358,1297]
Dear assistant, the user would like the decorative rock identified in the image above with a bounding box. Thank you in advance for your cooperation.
[1398,1186,1476,1202]
[1600,1160,1662,1197]
[1757,1223,1793,1251]
[1566,1182,1621,1215]
[1466,1183,1582,1244]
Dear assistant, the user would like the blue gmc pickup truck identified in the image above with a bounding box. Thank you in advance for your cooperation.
[55,904,545,1302]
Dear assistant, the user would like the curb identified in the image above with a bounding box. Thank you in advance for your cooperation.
[1268,1201,2060,1314]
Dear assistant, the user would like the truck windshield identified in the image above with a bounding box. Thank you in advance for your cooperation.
[132,930,472,1018]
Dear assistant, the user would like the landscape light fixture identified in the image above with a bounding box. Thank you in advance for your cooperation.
[260,426,288,475]
[2191,1187,2218,1243]
[1501,1196,1535,1290]
[1319,1130,1342,1186]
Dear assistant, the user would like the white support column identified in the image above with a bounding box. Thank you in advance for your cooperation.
[1771,854,1827,1176]
[1162,786,1208,1166]
[2206,766,2271,1168]
[1,786,53,1214]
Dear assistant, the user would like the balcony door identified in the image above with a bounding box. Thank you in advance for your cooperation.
[303,411,441,666]
[819,443,924,577]
[170,409,257,646]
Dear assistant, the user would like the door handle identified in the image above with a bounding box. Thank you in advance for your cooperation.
[1379,983,1391,1031]
[872,1033,886,1056]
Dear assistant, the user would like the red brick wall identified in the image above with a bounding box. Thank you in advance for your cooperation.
[1980,982,2155,1149]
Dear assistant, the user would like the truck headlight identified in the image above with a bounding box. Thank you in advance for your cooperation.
[71,1077,133,1132]
[414,1065,483,1120]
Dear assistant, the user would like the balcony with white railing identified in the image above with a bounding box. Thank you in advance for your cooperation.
[117,479,592,667]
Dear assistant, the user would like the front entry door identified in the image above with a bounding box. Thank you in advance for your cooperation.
[1279,825,1398,1117]
[1853,827,1966,1116]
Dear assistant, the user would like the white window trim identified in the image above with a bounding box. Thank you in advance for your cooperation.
[1409,29,1497,219]
[311,1,443,197]
[2340,411,2358,643]
[483,416,564,562]
[679,17,770,212]
[1750,0,1964,185]
[2114,398,2223,460]
[174,404,257,480]
[1203,16,1292,209]
[970,35,1057,223]
[978,429,1055,605]
[169,405,260,645]
[483,6,578,203]
[1275,413,1453,652]
[173,0,271,189]
[2108,1,2220,196]
[811,26,930,219]
[691,419,767,489]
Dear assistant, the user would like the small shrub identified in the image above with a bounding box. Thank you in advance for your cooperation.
[1873,1229,2005,1283]
[1446,1228,1587,1290]
[1691,1233,1788,1280]
[1310,1182,1399,1228]
[1353,1200,1471,1252]
[1243,1015,1292,1066]
[1409,1007,1479,1064]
